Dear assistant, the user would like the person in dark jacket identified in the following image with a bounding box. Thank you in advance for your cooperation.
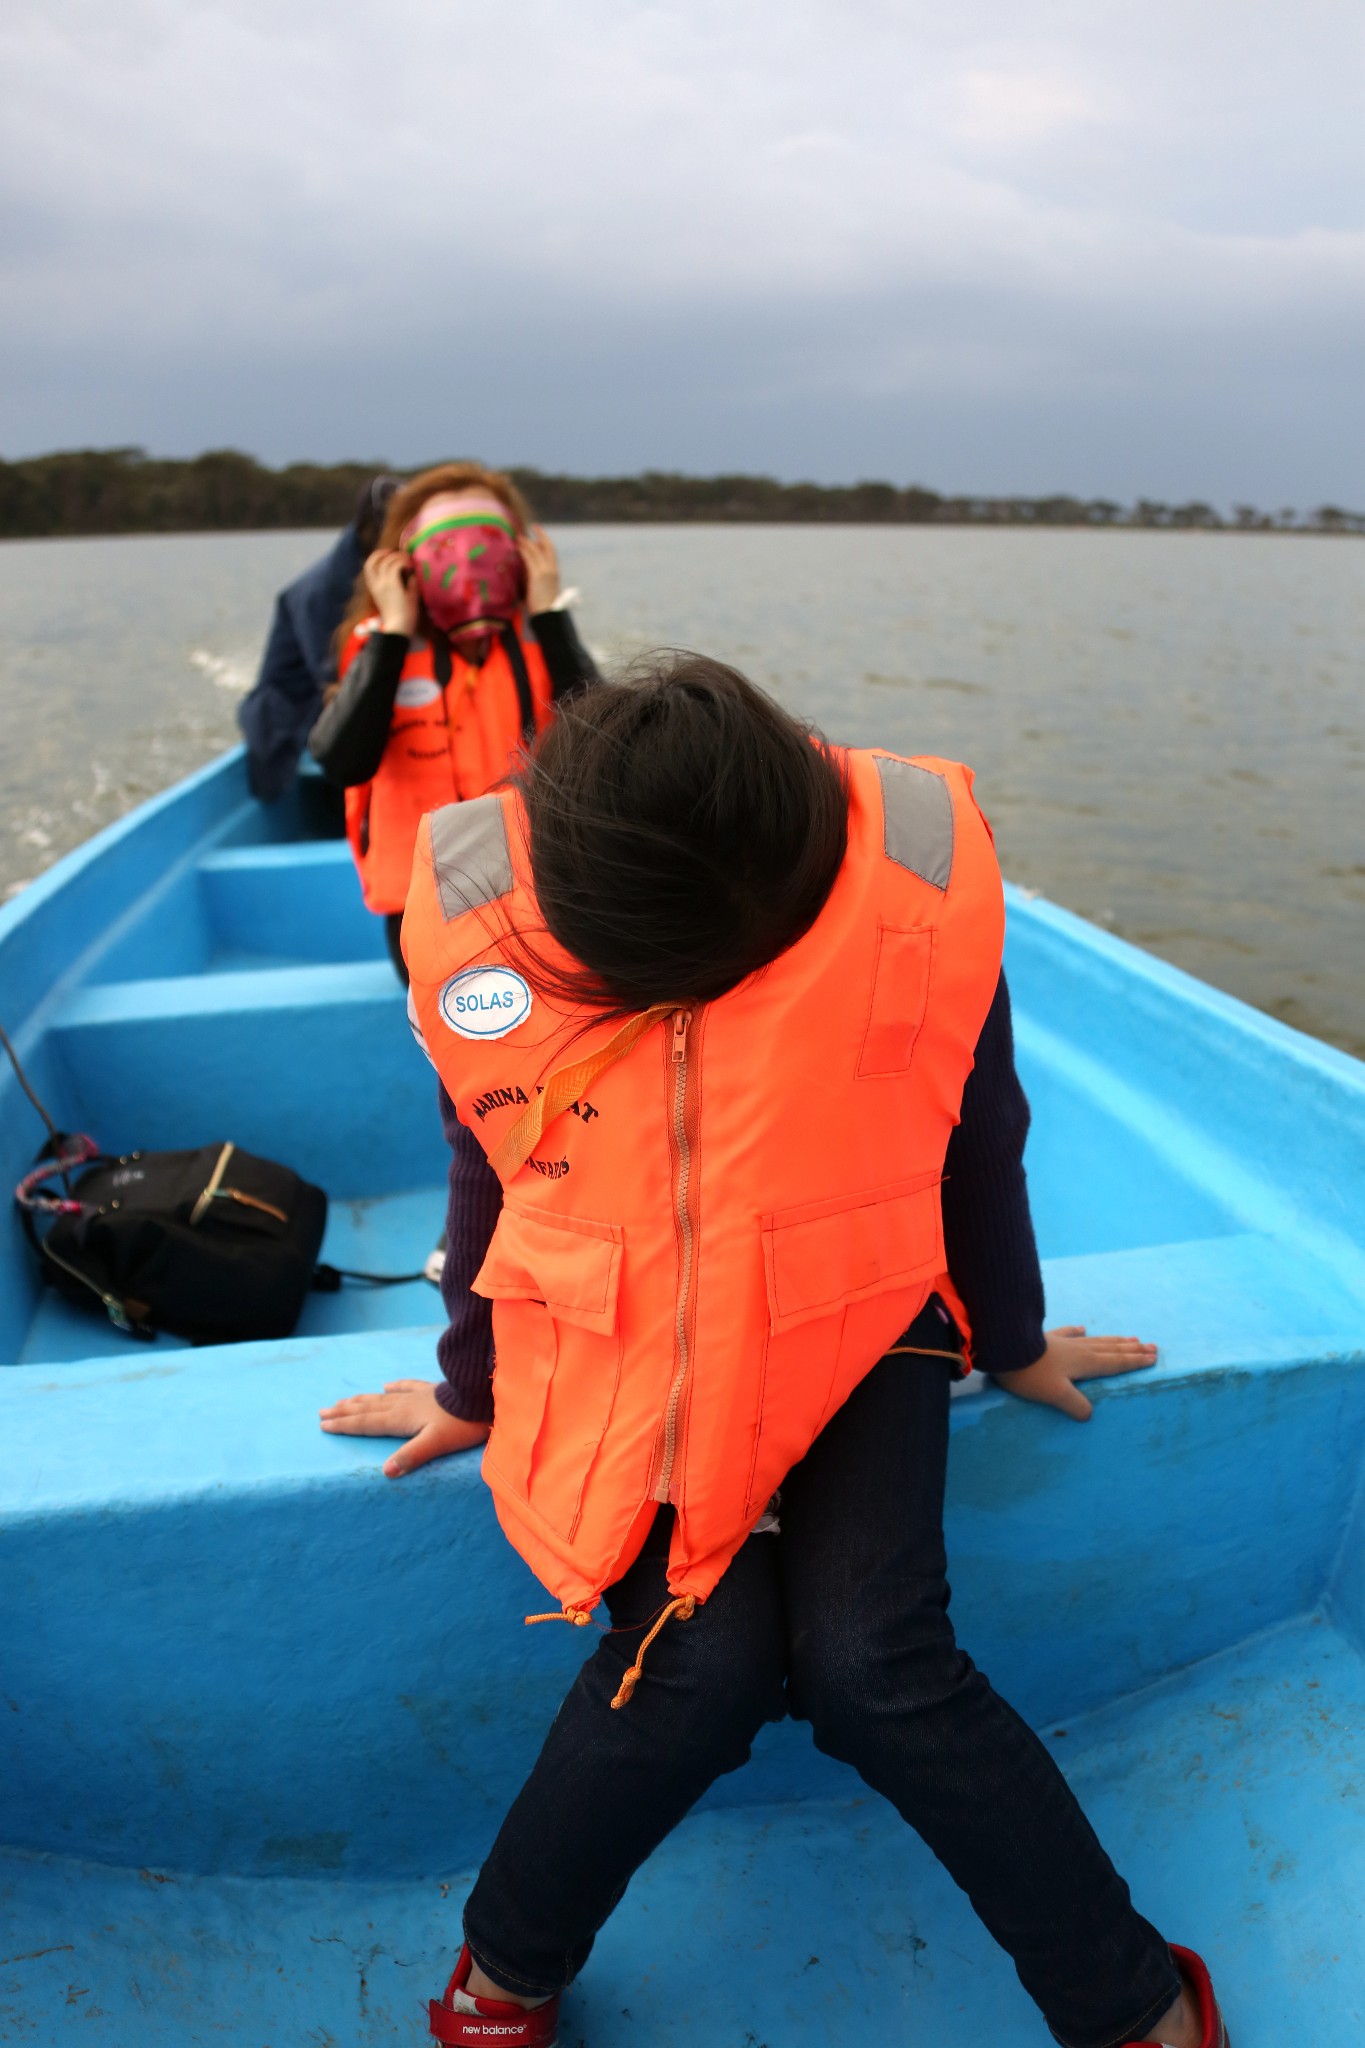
[238,476,400,801]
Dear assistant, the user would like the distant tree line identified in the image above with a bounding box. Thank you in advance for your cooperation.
[0,446,1361,539]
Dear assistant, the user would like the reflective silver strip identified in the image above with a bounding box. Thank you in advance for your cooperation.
[429,798,514,920]
[875,756,954,891]
[406,985,434,1068]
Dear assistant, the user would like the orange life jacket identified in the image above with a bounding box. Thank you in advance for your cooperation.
[340,618,554,915]
[403,748,1004,1624]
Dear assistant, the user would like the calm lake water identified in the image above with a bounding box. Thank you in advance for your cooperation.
[1,526,1361,1056]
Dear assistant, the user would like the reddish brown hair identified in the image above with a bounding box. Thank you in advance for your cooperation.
[333,460,535,669]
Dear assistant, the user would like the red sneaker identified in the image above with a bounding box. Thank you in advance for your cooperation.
[1126,1945,1230,2046]
[428,1944,560,2046]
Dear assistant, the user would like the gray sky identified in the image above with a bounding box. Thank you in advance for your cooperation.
[2,0,1361,503]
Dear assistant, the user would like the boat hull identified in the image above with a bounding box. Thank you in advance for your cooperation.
[2,748,1363,2043]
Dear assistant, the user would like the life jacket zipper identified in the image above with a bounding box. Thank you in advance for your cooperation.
[654,1007,699,1503]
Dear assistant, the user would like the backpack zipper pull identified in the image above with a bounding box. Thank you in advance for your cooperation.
[214,1187,288,1224]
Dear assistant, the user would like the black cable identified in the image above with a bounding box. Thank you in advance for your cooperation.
[311,1262,430,1291]
[0,1019,62,1147]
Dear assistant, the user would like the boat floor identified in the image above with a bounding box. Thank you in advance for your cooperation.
[4,1613,1362,2046]
[20,1185,448,1363]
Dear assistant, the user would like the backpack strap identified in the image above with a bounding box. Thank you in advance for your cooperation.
[14,1132,100,1217]
[13,1134,153,1337]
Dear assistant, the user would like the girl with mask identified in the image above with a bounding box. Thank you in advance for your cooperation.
[309,462,597,979]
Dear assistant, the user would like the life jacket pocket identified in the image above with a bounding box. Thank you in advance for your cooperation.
[856,925,933,1078]
[761,1169,944,1335]
[747,1172,944,1513]
[473,1204,625,1540]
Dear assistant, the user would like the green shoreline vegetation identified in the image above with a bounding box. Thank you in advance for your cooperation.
[1,446,1361,539]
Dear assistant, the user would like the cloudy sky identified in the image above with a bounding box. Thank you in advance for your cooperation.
[2,0,1361,503]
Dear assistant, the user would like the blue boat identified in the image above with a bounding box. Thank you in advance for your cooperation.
[2,749,1363,2045]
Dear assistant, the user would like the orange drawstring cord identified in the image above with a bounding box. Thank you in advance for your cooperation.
[610,1594,696,1710]
[522,1592,699,1704]
[886,1341,973,1381]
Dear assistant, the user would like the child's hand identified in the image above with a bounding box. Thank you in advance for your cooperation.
[518,524,562,614]
[319,1379,490,1477]
[993,1325,1158,1422]
[364,548,419,636]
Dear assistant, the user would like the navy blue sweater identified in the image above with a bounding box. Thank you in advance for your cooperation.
[238,523,367,802]
[433,972,1047,1423]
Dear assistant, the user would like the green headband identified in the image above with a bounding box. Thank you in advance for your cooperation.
[404,511,518,552]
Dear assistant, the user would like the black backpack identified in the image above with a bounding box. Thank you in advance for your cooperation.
[21,1139,328,1344]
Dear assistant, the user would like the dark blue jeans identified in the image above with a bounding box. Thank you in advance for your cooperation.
[463,1354,1180,2048]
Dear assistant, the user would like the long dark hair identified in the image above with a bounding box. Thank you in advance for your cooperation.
[510,652,849,1012]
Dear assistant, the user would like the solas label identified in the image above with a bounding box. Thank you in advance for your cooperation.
[438,965,533,1040]
[394,675,441,709]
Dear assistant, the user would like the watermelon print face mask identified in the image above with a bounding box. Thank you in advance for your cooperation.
[402,491,527,639]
